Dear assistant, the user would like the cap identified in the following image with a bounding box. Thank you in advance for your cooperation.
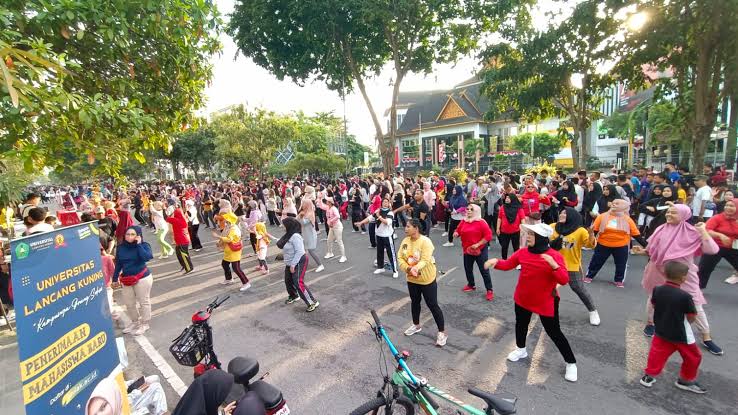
[521,223,554,238]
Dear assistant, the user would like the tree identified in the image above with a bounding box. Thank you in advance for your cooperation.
[510,133,566,160]
[284,152,346,176]
[210,105,298,178]
[170,127,217,180]
[612,0,738,173]
[0,1,221,177]
[480,0,622,169]
[228,0,485,177]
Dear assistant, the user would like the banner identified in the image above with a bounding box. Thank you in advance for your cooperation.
[11,223,126,415]
[438,142,446,163]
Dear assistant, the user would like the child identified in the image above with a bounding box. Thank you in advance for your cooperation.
[640,261,706,394]
[254,222,277,274]
[44,215,58,228]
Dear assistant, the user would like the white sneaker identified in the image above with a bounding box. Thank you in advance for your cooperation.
[123,322,140,334]
[339,256,347,263]
[373,260,378,266]
[132,324,149,336]
[565,363,578,382]
[436,332,448,347]
[392,272,399,279]
[374,268,385,275]
[324,253,335,259]
[589,310,601,326]
[361,231,366,235]
[315,265,325,273]
[442,232,448,237]
[393,234,398,240]
[220,280,235,285]
[158,255,167,259]
[725,274,738,284]
[239,282,252,292]
[507,348,528,362]
[516,265,522,270]
[442,242,454,247]
[404,324,422,336]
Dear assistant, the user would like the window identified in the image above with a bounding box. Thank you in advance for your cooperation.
[397,113,405,127]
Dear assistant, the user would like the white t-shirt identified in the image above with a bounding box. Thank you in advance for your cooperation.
[187,206,199,225]
[692,185,713,217]
[372,211,395,238]
[575,184,584,212]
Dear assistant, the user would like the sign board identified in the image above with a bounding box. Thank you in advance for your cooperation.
[438,143,446,163]
[10,223,126,415]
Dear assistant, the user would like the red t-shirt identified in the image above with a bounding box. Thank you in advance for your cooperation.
[706,213,738,248]
[166,210,191,246]
[499,206,526,234]
[494,248,569,317]
[455,220,493,250]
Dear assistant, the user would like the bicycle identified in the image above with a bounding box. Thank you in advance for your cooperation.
[169,295,230,376]
[349,310,517,415]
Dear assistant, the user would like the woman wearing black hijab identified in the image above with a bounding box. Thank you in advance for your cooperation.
[594,184,620,217]
[497,193,525,259]
[172,369,234,415]
[641,185,677,238]
[582,182,602,228]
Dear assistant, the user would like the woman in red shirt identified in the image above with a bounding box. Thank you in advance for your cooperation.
[520,184,551,217]
[698,199,738,287]
[453,204,494,301]
[166,206,194,274]
[485,222,578,382]
[497,193,525,259]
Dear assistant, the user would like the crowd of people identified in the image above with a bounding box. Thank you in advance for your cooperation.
[1,161,736,413]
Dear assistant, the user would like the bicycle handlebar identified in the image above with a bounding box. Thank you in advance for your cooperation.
[208,296,230,312]
[371,310,381,329]
[369,310,421,387]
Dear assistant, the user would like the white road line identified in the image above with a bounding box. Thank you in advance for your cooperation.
[133,334,188,397]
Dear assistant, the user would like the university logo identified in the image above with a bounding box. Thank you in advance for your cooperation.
[15,242,30,260]
[54,234,67,248]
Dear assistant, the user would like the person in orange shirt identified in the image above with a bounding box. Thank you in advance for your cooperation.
[584,198,647,287]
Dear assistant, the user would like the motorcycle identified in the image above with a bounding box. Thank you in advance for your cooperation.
[169,296,290,415]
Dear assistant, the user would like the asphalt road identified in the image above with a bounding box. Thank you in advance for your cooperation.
[2,219,737,415]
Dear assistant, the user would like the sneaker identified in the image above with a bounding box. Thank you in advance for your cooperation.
[315,265,325,273]
[123,322,140,334]
[462,285,476,292]
[393,234,398,240]
[194,248,202,252]
[239,283,252,292]
[132,324,150,336]
[583,277,593,284]
[324,253,335,259]
[392,272,399,279]
[613,281,625,288]
[702,340,724,356]
[361,231,366,235]
[515,265,521,270]
[368,245,376,249]
[373,260,378,266]
[486,290,494,301]
[643,324,655,337]
[374,268,385,275]
[507,348,528,362]
[339,256,347,263]
[404,324,422,336]
[564,363,578,382]
[725,274,738,284]
[220,279,235,285]
[284,296,298,304]
[442,242,454,247]
[436,332,448,347]
[306,301,320,312]
[589,310,601,326]
[674,379,707,394]
[640,375,656,388]
[158,255,167,260]
[442,232,449,237]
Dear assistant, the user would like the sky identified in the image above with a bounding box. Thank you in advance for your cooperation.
[204,0,572,147]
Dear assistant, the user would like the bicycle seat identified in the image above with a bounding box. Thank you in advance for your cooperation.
[228,357,260,385]
[468,387,516,415]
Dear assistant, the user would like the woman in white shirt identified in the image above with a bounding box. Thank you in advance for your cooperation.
[150,201,174,259]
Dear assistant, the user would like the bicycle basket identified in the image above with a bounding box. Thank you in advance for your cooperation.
[169,325,209,367]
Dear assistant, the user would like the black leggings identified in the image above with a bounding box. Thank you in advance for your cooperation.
[376,235,397,272]
[267,210,281,226]
[448,219,461,243]
[222,260,249,284]
[175,245,193,272]
[407,280,445,332]
[498,232,520,259]
[249,232,257,254]
[515,297,576,363]
[698,247,738,288]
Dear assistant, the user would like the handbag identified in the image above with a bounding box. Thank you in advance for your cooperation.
[465,245,481,256]
[228,240,243,251]
[120,268,148,286]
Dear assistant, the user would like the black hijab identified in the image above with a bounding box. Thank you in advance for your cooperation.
[554,207,583,237]
[528,232,550,254]
[603,184,619,202]
[277,217,302,249]
[582,182,602,211]
[171,369,234,415]
[503,193,522,224]
[558,180,577,203]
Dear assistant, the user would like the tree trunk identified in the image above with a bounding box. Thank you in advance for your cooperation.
[386,72,404,178]
[570,135,580,171]
[578,127,588,171]
[691,125,711,175]
[727,94,738,169]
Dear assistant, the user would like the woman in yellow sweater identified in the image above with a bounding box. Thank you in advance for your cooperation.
[398,219,447,347]
[550,207,600,326]
[212,212,251,292]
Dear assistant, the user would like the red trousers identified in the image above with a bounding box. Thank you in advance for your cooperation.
[645,335,702,382]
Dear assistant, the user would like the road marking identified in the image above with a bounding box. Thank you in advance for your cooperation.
[133,334,188,397]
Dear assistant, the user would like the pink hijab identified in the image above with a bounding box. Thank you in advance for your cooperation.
[646,204,702,265]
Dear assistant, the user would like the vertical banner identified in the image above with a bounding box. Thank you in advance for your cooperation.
[10,223,125,415]
[438,142,446,163]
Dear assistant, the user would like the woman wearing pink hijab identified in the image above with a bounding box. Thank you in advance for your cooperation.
[632,203,724,356]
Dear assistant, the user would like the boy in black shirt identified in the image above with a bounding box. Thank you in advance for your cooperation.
[640,261,706,393]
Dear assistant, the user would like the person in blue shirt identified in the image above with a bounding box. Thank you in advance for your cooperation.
[113,225,154,336]
[665,162,681,184]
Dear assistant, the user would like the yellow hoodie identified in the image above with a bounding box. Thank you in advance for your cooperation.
[398,235,437,285]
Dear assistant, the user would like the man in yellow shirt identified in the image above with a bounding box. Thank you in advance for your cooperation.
[550,207,600,326]
[398,219,447,347]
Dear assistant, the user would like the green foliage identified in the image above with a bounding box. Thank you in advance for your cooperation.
[170,127,217,179]
[480,0,621,169]
[510,133,566,160]
[447,168,467,184]
[284,152,346,176]
[0,157,29,208]
[0,0,222,177]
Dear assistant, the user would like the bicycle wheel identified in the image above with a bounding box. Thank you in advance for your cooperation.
[349,396,415,415]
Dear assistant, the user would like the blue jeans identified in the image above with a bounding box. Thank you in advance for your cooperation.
[586,244,629,282]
